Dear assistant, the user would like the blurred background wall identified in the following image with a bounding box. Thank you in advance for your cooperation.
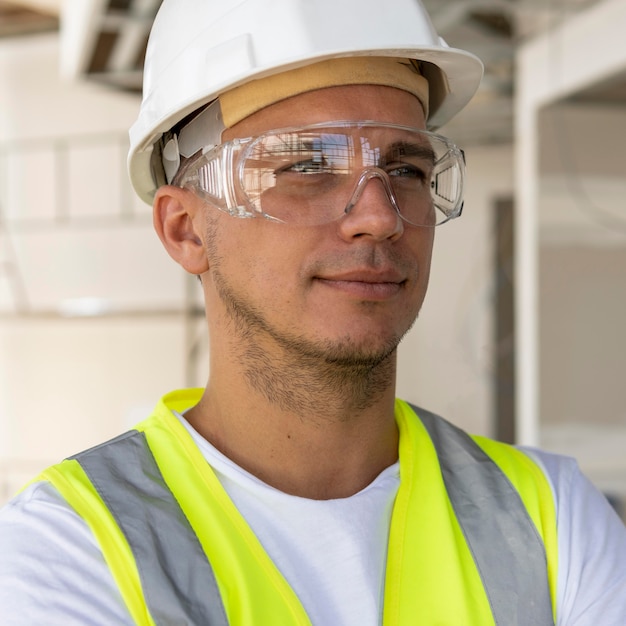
[0,1,625,519]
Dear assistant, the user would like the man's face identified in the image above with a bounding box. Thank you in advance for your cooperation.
[197,84,435,367]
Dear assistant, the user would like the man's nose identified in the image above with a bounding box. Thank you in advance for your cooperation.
[337,168,404,241]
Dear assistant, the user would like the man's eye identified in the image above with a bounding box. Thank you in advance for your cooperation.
[279,159,329,174]
[386,163,428,180]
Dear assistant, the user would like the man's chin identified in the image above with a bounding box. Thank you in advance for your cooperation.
[282,333,402,370]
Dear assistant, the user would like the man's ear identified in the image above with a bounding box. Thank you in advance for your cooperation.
[153,185,209,275]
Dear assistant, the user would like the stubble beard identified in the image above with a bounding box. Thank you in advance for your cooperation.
[211,263,416,422]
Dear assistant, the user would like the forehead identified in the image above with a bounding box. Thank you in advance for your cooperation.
[222,84,427,140]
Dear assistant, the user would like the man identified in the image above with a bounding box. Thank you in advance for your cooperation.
[1,1,625,624]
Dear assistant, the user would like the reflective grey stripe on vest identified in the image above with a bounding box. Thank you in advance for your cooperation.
[412,404,555,626]
[73,431,228,626]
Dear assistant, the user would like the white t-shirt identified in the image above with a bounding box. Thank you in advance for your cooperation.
[1,414,625,625]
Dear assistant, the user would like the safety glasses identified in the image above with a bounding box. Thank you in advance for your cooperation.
[176,121,465,227]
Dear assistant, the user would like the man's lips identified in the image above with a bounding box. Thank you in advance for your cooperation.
[314,270,406,300]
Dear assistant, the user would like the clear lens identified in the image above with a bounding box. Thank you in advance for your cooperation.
[180,122,465,227]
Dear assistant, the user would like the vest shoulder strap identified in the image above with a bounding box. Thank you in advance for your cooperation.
[72,430,228,626]
[410,404,555,626]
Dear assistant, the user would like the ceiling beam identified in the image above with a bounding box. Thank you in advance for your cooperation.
[1,0,60,16]
[0,0,58,37]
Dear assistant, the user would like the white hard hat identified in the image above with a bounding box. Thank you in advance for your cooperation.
[128,0,483,205]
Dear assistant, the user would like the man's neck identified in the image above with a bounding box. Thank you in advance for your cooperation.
[185,357,399,500]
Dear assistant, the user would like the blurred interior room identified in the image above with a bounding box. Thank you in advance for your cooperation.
[0,0,625,520]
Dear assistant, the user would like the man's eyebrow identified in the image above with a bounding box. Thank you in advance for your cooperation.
[387,141,436,162]
[268,135,344,154]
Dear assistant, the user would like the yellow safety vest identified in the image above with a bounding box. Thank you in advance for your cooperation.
[38,389,558,625]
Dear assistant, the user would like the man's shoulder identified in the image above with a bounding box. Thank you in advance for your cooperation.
[0,481,133,624]
[0,479,87,542]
